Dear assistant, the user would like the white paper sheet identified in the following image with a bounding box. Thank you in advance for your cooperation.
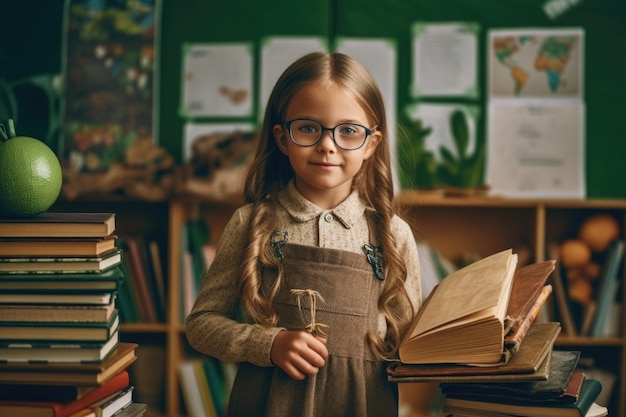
[180,43,253,118]
[411,22,480,98]
[486,99,585,199]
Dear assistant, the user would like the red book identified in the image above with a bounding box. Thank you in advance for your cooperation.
[0,370,129,417]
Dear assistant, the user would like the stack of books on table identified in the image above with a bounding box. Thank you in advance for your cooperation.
[0,212,146,417]
[387,249,608,417]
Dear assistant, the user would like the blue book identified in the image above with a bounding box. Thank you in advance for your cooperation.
[589,239,624,337]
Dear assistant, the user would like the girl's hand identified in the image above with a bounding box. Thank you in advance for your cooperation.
[270,330,328,380]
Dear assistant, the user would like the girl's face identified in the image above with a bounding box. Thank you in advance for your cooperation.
[273,82,381,209]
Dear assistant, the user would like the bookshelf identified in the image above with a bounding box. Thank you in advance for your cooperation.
[52,195,626,416]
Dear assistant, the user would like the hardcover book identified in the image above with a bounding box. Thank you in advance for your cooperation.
[0,331,119,363]
[0,249,122,274]
[399,249,518,365]
[440,351,582,404]
[504,259,555,352]
[0,369,129,417]
[0,236,117,257]
[0,292,114,306]
[443,378,604,417]
[0,342,137,385]
[0,296,116,323]
[0,265,125,292]
[0,310,119,342]
[388,322,561,383]
[0,212,116,238]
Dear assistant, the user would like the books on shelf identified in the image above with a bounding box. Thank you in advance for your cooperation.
[0,342,138,385]
[0,249,122,274]
[178,361,209,417]
[589,239,624,337]
[398,249,556,365]
[0,212,116,238]
[0,236,118,257]
[0,309,119,342]
[0,330,119,363]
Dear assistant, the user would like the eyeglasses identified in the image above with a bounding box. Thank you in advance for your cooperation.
[284,119,375,150]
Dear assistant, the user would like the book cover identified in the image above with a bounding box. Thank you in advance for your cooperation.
[440,351,582,404]
[0,212,116,238]
[0,369,129,417]
[0,296,116,322]
[399,249,518,365]
[388,322,560,383]
[0,310,119,342]
[504,259,556,352]
[0,265,125,293]
[443,378,604,417]
[0,236,117,257]
[0,331,119,363]
[589,239,624,337]
[0,249,122,274]
[0,342,137,385]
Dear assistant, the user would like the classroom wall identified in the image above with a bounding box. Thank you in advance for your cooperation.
[1,0,624,198]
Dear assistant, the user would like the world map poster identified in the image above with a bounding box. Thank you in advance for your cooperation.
[488,28,584,99]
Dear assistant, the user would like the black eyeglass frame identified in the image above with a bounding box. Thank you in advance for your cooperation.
[283,118,376,151]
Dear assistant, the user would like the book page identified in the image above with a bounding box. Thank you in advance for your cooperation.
[409,249,516,339]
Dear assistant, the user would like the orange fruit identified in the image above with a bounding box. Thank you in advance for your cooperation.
[0,136,62,217]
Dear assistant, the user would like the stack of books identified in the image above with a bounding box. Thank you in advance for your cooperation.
[387,248,608,416]
[0,212,145,417]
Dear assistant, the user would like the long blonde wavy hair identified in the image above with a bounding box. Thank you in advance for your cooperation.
[237,51,414,359]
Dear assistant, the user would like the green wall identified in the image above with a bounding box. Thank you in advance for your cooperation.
[1,0,625,198]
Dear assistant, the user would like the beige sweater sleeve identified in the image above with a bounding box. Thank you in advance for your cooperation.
[185,205,283,367]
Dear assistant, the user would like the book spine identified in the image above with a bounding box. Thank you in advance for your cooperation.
[124,238,158,323]
[505,284,552,352]
[590,239,624,337]
[548,243,578,337]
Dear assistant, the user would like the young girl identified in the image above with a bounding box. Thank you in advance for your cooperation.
[186,51,421,417]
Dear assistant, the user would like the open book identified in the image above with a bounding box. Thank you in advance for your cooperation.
[399,248,518,365]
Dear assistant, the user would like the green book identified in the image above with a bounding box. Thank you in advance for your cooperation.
[0,265,125,292]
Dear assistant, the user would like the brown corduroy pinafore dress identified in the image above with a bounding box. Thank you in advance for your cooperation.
[227,242,398,417]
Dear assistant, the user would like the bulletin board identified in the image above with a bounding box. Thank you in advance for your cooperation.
[335,0,626,199]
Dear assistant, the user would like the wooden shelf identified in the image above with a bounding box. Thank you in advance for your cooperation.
[53,194,626,416]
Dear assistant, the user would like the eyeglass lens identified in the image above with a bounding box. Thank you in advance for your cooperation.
[288,119,368,150]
